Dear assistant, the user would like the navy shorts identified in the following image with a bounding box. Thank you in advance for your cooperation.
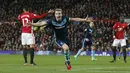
[81,38,92,48]
[55,38,69,47]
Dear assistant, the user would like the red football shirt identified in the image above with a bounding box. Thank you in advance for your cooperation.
[18,12,48,33]
[113,22,128,39]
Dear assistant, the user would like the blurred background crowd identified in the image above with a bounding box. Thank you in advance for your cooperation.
[0,0,130,52]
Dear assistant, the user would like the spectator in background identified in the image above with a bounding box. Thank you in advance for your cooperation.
[1,0,130,53]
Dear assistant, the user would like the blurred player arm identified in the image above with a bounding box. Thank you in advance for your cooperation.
[125,24,129,34]
[69,17,93,22]
[112,23,117,38]
[113,22,117,29]
[112,30,116,38]
[18,15,21,20]
[128,23,130,29]
[33,9,54,19]
[28,21,47,26]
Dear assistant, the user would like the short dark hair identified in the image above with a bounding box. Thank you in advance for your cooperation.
[55,8,62,12]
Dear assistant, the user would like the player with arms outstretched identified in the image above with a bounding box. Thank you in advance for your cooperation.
[74,22,97,61]
[18,7,54,66]
[27,8,93,70]
[111,16,129,63]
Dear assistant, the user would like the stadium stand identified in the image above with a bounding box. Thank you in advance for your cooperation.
[0,0,130,52]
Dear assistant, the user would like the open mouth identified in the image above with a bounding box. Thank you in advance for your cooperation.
[57,16,61,18]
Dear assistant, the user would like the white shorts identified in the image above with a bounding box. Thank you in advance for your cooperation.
[21,33,35,45]
[112,39,126,47]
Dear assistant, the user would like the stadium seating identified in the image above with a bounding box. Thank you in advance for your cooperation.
[0,0,130,52]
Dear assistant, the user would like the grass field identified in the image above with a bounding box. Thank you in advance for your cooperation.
[0,55,130,73]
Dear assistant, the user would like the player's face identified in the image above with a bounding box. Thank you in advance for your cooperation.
[90,22,94,28]
[55,11,62,21]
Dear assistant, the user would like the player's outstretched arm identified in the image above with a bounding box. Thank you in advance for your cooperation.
[69,17,93,22]
[28,21,47,26]
[33,9,54,19]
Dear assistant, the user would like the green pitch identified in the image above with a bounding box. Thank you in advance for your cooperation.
[0,55,130,73]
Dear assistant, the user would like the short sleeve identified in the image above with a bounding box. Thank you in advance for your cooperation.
[64,16,70,25]
[125,23,128,27]
[30,13,36,18]
[113,22,117,29]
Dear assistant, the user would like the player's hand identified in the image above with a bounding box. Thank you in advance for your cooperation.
[85,38,89,41]
[113,36,116,39]
[26,22,32,26]
[48,9,54,14]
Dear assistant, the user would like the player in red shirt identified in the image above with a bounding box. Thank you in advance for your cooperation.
[111,16,128,63]
[18,7,54,66]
